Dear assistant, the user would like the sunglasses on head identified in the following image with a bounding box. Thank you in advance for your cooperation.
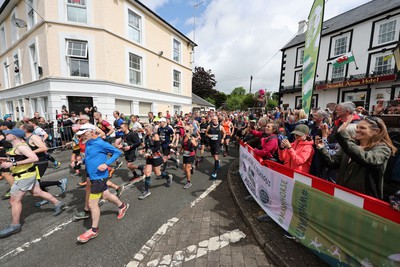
[364,116,381,129]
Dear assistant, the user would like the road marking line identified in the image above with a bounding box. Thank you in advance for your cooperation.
[190,180,222,208]
[0,218,74,260]
[127,229,246,267]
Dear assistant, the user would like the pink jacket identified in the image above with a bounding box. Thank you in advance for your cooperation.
[253,134,278,159]
[278,139,314,173]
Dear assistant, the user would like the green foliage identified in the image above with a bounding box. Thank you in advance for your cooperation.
[267,98,278,109]
[241,94,255,110]
[192,66,217,99]
[214,92,227,109]
[226,94,242,111]
[231,87,246,96]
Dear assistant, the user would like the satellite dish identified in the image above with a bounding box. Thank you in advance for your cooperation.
[11,17,27,28]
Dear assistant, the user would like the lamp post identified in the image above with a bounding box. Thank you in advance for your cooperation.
[192,1,204,63]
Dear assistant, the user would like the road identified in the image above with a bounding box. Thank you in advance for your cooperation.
[0,147,246,267]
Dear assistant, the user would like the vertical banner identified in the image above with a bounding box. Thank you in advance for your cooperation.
[302,0,324,115]
[393,41,400,71]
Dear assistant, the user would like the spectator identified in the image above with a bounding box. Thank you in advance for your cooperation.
[58,113,74,147]
[316,115,396,199]
[251,123,279,161]
[278,124,314,173]
[328,101,360,144]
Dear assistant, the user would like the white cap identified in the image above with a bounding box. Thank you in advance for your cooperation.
[76,123,96,135]
[159,117,166,122]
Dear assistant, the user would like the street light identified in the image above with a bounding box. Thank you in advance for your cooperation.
[192,1,204,63]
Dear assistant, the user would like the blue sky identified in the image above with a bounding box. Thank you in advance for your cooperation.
[145,0,371,94]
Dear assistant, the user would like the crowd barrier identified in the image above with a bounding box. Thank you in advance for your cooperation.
[239,142,400,267]
[37,125,76,150]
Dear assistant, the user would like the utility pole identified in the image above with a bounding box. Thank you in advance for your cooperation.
[249,75,253,94]
[192,1,204,63]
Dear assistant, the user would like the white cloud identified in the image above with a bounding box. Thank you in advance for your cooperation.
[189,0,371,94]
[143,0,170,11]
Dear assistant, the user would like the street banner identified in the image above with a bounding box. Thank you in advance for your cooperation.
[302,0,325,115]
[239,144,400,266]
[329,51,355,67]
[394,42,400,70]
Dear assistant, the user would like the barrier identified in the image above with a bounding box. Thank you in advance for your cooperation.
[239,142,400,266]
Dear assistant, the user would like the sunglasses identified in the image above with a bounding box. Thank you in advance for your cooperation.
[364,116,381,129]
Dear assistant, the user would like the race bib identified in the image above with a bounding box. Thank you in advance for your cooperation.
[183,150,191,157]
[210,134,219,141]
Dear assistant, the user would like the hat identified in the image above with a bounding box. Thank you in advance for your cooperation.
[291,124,309,136]
[159,118,166,122]
[3,128,25,138]
[3,114,11,120]
[0,121,13,129]
[76,123,96,135]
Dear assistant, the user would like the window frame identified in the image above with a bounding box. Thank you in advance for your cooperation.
[26,0,36,30]
[28,41,39,81]
[371,52,395,76]
[173,69,182,94]
[330,64,346,81]
[294,70,302,87]
[11,11,19,43]
[66,0,87,24]
[371,15,400,48]
[127,9,142,43]
[173,38,181,63]
[129,52,142,86]
[65,39,90,78]
[328,31,352,60]
[13,52,21,86]
[0,24,6,53]
[2,60,10,89]
[295,47,304,68]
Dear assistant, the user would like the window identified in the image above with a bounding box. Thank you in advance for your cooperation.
[67,0,87,23]
[29,43,39,80]
[331,65,345,80]
[139,102,152,116]
[173,39,181,62]
[3,62,10,89]
[333,36,348,56]
[11,14,18,43]
[374,54,394,75]
[128,10,141,43]
[295,71,302,86]
[378,20,396,45]
[173,70,181,94]
[296,47,304,66]
[26,0,35,29]
[0,26,6,52]
[129,53,142,85]
[66,40,89,77]
[14,54,21,86]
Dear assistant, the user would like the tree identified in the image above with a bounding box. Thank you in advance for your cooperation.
[231,87,246,96]
[241,93,255,110]
[192,67,217,99]
[226,94,242,111]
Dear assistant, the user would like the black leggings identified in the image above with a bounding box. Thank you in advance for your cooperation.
[36,161,61,192]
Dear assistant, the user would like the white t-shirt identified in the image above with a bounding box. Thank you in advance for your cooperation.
[130,121,143,139]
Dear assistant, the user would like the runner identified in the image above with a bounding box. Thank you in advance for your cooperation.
[113,111,125,169]
[206,116,226,179]
[75,124,129,243]
[198,116,210,163]
[138,125,173,200]
[221,116,234,157]
[181,126,198,189]
[0,128,65,238]
[115,122,143,182]
[157,118,179,175]
[93,111,115,143]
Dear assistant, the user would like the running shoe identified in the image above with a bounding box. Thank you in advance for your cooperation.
[116,185,124,198]
[115,161,123,170]
[59,178,68,195]
[1,192,11,200]
[77,181,87,187]
[138,190,151,200]
[223,152,227,157]
[117,203,129,220]
[77,229,99,243]
[53,161,61,169]
[166,174,173,187]
[210,173,218,180]
[183,182,192,189]
[98,199,106,206]
[53,201,66,216]
[35,200,49,207]
[74,210,90,220]
[108,168,115,178]
[0,224,21,238]
[175,159,180,169]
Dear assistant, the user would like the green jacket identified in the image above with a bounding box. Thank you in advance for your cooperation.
[317,130,391,199]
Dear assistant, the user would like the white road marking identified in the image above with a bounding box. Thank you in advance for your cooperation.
[190,180,222,208]
[0,218,74,260]
[127,229,246,266]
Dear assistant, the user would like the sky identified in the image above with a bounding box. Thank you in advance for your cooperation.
[144,0,371,94]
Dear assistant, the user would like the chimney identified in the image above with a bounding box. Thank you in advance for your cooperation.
[298,20,307,34]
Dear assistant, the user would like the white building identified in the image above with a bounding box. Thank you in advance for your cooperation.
[279,0,400,111]
[0,0,195,121]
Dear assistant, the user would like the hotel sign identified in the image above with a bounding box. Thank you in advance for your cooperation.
[316,74,397,90]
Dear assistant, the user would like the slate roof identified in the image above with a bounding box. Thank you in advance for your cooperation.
[282,0,400,50]
[192,93,215,107]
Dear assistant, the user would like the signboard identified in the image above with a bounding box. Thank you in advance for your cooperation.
[239,145,400,266]
[316,74,397,90]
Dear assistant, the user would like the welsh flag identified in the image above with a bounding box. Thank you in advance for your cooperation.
[330,51,355,67]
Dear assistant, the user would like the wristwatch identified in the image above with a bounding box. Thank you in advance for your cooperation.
[12,161,17,166]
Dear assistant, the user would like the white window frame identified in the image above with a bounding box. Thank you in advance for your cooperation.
[128,53,142,86]
[66,0,87,23]
[295,71,302,86]
[173,38,181,63]
[28,39,39,81]
[373,16,400,47]
[13,52,21,86]
[65,39,89,77]
[26,0,36,30]
[172,69,182,94]
[6,101,14,117]
[128,10,141,43]
[125,46,146,87]
[371,52,395,75]
[124,2,145,45]
[296,47,304,67]
[0,23,6,52]
[330,32,351,58]
[2,60,10,89]
[11,10,19,43]
[330,64,345,80]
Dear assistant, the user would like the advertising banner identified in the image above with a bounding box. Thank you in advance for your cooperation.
[239,145,400,266]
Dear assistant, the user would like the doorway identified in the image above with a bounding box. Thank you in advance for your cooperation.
[68,96,93,115]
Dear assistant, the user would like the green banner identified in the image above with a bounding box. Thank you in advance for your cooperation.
[302,0,324,115]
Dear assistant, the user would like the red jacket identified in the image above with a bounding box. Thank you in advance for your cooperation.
[278,138,314,173]
[253,134,278,159]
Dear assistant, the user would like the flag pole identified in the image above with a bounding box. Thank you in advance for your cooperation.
[351,51,359,70]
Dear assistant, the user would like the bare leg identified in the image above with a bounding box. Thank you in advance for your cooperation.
[9,190,26,225]
[88,198,100,228]
[31,184,59,205]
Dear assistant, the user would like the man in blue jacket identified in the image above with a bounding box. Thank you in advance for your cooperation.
[75,124,129,243]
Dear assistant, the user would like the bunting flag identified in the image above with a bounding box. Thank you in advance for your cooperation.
[383,54,394,62]
[329,51,355,67]
[302,0,325,116]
